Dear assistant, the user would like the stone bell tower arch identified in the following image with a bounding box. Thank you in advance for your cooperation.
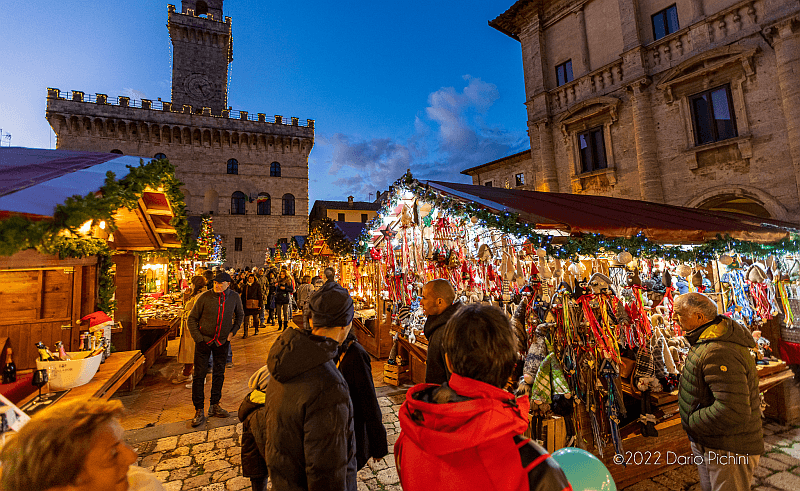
[168,0,232,115]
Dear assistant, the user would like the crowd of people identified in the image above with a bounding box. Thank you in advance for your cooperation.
[0,268,765,491]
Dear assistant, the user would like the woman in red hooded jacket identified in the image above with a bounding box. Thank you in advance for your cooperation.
[395,304,572,491]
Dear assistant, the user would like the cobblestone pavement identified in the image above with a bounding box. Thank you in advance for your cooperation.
[620,421,800,491]
[130,393,407,491]
[129,391,800,491]
[120,327,800,490]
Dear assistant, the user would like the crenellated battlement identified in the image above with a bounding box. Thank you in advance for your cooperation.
[168,4,231,24]
[46,88,314,130]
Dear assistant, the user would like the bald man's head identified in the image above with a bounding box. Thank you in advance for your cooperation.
[421,279,456,316]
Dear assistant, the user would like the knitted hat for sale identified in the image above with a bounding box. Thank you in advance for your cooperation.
[308,282,354,328]
[81,311,113,328]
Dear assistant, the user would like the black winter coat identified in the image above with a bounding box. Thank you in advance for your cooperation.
[275,277,294,305]
[423,302,461,384]
[239,395,268,478]
[263,328,357,491]
[337,333,389,470]
[678,315,764,455]
[242,281,264,315]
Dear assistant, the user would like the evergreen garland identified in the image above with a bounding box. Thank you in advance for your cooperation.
[356,173,800,263]
[0,158,195,258]
[0,158,195,314]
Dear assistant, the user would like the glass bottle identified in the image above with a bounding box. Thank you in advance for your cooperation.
[2,349,16,384]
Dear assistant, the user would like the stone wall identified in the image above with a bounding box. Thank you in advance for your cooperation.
[46,91,314,267]
[487,0,800,220]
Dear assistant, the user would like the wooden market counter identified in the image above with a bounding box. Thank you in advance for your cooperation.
[18,350,144,408]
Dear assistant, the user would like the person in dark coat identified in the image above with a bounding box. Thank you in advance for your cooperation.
[674,292,763,491]
[337,331,389,470]
[239,366,271,491]
[261,281,357,491]
[241,274,264,338]
[266,270,278,326]
[274,269,294,331]
[187,272,244,427]
[420,279,460,384]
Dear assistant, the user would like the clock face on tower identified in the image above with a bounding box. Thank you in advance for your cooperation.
[185,73,214,99]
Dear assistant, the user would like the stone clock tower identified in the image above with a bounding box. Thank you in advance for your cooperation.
[46,0,314,268]
[168,0,232,115]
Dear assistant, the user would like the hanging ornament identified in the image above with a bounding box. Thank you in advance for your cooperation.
[616,251,633,264]
[719,254,734,266]
[418,203,432,218]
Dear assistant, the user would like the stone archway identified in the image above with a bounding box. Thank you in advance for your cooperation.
[685,186,789,220]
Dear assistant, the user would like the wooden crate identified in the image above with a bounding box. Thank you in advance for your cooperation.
[525,415,567,453]
[383,363,409,386]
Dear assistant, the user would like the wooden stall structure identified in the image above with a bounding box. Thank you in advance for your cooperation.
[360,178,800,479]
[0,250,97,370]
[0,148,188,395]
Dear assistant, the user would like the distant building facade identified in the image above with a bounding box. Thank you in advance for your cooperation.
[479,0,800,219]
[462,149,535,190]
[45,0,314,266]
[309,196,381,224]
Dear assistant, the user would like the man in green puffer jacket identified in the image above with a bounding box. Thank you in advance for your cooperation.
[674,292,763,491]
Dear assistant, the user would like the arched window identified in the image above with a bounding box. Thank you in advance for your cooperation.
[196,1,209,16]
[227,158,238,174]
[153,153,167,160]
[231,191,246,215]
[110,149,123,154]
[257,193,271,215]
[282,194,295,216]
[270,162,281,177]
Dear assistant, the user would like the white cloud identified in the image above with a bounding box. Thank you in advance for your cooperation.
[313,76,527,200]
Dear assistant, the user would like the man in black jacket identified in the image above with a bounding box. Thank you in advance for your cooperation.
[262,280,357,490]
[420,279,460,384]
[675,292,763,491]
[337,331,388,470]
[187,272,244,427]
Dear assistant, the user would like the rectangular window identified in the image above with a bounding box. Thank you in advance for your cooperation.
[690,85,737,146]
[578,127,608,173]
[338,213,345,221]
[652,5,679,41]
[515,173,525,186]
[556,60,573,87]
[234,237,243,252]
[361,213,368,223]
[484,181,493,187]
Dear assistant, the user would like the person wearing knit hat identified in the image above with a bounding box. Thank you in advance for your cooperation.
[260,279,357,490]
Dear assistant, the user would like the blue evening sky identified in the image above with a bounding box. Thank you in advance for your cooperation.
[0,0,529,204]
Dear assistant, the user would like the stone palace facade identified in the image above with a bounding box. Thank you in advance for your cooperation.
[467,0,800,220]
[46,0,314,267]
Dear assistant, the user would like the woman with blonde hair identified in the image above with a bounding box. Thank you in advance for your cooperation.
[173,275,207,385]
[0,399,163,491]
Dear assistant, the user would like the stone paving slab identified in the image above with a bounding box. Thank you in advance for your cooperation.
[127,393,800,491]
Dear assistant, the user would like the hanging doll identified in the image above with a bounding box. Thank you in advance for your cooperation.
[530,352,573,444]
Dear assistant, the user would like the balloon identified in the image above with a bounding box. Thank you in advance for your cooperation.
[551,447,617,491]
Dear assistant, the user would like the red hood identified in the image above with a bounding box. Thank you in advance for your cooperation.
[398,373,530,457]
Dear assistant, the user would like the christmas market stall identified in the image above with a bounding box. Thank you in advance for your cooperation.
[304,217,391,358]
[358,175,800,487]
[0,148,193,408]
